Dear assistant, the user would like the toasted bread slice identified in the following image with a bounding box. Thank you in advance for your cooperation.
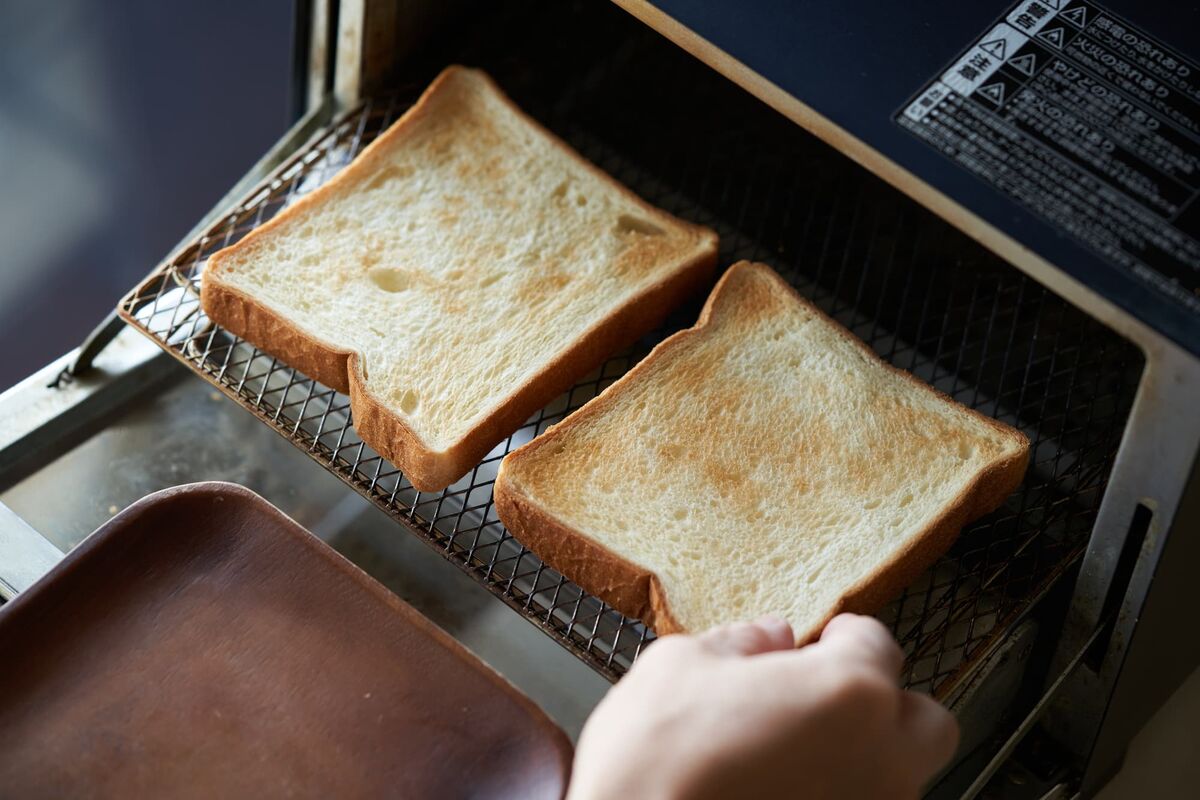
[201,66,718,491]
[495,261,1029,644]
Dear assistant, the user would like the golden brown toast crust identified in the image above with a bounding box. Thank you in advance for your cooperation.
[495,261,1029,644]
[200,66,717,491]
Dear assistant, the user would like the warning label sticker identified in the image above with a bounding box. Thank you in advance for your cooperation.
[897,0,1200,314]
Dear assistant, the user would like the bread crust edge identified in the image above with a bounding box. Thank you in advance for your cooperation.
[494,261,1030,646]
[202,247,715,492]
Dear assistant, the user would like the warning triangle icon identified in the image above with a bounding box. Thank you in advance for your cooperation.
[977,82,1006,105]
[1009,53,1037,76]
[1037,27,1066,49]
[980,38,1007,59]
[1061,6,1087,27]
[1041,0,1062,8]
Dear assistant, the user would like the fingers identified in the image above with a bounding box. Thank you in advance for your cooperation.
[818,615,956,779]
[898,690,960,777]
[817,614,904,679]
[698,616,795,657]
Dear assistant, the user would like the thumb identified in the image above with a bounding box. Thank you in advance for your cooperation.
[697,617,795,657]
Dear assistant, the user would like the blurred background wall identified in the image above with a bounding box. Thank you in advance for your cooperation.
[0,0,292,390]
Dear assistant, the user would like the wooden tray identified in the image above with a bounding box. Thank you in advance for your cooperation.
[0,482,572,798]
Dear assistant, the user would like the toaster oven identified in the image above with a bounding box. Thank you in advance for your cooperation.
[1,1,1196,797]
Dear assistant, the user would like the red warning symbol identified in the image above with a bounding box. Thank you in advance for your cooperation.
[1037,27,1066,49]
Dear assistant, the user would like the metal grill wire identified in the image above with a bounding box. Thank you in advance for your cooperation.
[119,1,1143,692]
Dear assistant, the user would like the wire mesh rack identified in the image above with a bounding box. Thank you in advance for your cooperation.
[118,1,1143,693]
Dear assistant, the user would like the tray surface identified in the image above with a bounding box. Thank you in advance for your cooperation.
[0,482,571,799]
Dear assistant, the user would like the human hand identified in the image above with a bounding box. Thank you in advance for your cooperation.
[567,614,958,800]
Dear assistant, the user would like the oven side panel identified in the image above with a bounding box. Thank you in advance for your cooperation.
[1078,454,1200,794]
